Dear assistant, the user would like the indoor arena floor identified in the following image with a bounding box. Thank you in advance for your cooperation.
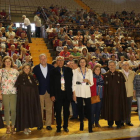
[0,111,140,140]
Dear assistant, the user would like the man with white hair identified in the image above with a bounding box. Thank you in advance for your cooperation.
[102,61,127,129]
[121,61,135,126]
[50,56,73,132]
[22,15,32,43]
[33,54,54,130]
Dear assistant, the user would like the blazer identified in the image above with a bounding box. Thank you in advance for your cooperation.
[33,64,54,95]
[121,70,135,97]
[50,66,73,101]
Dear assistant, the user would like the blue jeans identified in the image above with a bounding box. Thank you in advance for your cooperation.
[91,98,103,125]
[137,97,140,120]
[71,101,78,118]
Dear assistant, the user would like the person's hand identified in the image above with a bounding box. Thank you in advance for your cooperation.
[51,96,55,102]
[0,90,2,100]
[133,90,136,99]
[73,93,76,102]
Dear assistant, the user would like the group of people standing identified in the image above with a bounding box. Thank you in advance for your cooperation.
[0,53,139,134]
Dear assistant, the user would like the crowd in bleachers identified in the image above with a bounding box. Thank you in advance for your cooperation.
[0,22,32,70]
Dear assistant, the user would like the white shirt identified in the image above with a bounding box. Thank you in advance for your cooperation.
[123,70,129,78]
[72,68,94,98]
[24,18,31,26]
[46,28,53,33]
[128,60,138,68]
[34,15,41,27]
[40,64,48,78]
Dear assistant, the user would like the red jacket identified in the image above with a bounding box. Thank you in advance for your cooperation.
[90,76,104,97]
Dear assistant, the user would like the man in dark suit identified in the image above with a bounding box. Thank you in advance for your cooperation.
[50,56,73,132]
[33,53,54,130]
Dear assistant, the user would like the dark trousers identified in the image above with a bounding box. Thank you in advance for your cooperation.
[91,98,102,125]
[71,101,78,118]
[55,91,70,129]
[126,96,133,123]
[27,25,32,43]
[35,27,41,37]
[77,97,92,129]
[108,121,121,126]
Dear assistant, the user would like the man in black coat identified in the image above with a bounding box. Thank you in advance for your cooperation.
[50,56,73,132]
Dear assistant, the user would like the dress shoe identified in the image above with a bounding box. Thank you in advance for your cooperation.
[121,123,124,126]
[95,124,101,127]
[63,128,69,132]
[135,109,138,112]
[80,122,84,131]
[46,126,52,130]
[70,117,78,120]
[37,127,42,130]
[89,130,93,133]
[117,125,121,129]
[108,125,113,128]
[56,129,61,133]
[126,123,133,126]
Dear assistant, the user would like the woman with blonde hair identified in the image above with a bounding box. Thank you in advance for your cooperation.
[0,56,19,134]
[15,63,42,134]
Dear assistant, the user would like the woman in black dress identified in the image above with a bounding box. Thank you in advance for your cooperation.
[15,63,42,134]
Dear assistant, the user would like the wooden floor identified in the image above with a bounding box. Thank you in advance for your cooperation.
[0,111,140,140]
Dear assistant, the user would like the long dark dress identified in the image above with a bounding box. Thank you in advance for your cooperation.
[0,111,4,128]
[102,70,127,121]
[15,73,43,132]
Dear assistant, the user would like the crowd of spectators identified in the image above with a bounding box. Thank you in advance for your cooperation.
[0,22,32,70]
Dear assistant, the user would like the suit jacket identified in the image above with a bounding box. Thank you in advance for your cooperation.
[33,64,54,95]
[50,66,73,101]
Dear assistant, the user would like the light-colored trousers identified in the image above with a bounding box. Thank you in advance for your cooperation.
[2,94,17,126]
[40,92,53,126]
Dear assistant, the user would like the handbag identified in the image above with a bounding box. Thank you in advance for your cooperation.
[91,85,101,104]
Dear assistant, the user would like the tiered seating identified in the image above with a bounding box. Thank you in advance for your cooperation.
[82,0,140,14]
[30,38,52,66]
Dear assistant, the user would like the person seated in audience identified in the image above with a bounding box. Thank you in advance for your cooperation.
[128,55,138,71]
[6,26,16,38]
[88,56,97,70]
[71,47,81,59]
[49,29,57,41]
[110,55,118,65]
[109,47,118,60]
[126,37,135,46]
[127,48,136,59]
[17,33,26,44]
[97,36,104,47]
[72,36,78,47]
[59,46,70,61]
[104,35,113,47]
[56,41,64,55]
[101,47,110,60]
[99,55,109,71]
[6,22,16,32]
[116,56,125,69]
[84,31,91,40]
[22,55,33,67]
[53,36,60,51]
[55,23,60,33]
[88,34,97,48]
[0,31,6,48]
[6,34,17,44]
[58,28,65,41]
[76,31,83,41]
[68,30,73,39]
[120,37,128,51]
[62,35,69,46]
[129,42,137,51]
[46,24,53,35]
[12,53,22,71]
[66,40,73,50]
[22,40,30,52]
[7,39,18,50]
[0,45,6,58]
[19,48,29,62]
[7,45,19,57]
[0,10,7,19]
[75,41,86,52]
[91,48,102,61]
[16,27,26,38]
[81,48,91,62]
[65,55,74,64]
[1,27,6,37]
[117,46,128,60]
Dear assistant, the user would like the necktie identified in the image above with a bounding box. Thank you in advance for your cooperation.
[60,68,65,91]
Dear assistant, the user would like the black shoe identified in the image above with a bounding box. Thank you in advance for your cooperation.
[89,130,93,133]
[126,123,133,126]
[121,123,124,126]
[70,117,78,120]
[46,126,52,130]
[80,122,84,131]
[108,125,113,128]
[56,129,61,133]
[135,109,138,112]
[37,127,42,130]
[63,128,69,132]
[117,125,121,129]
